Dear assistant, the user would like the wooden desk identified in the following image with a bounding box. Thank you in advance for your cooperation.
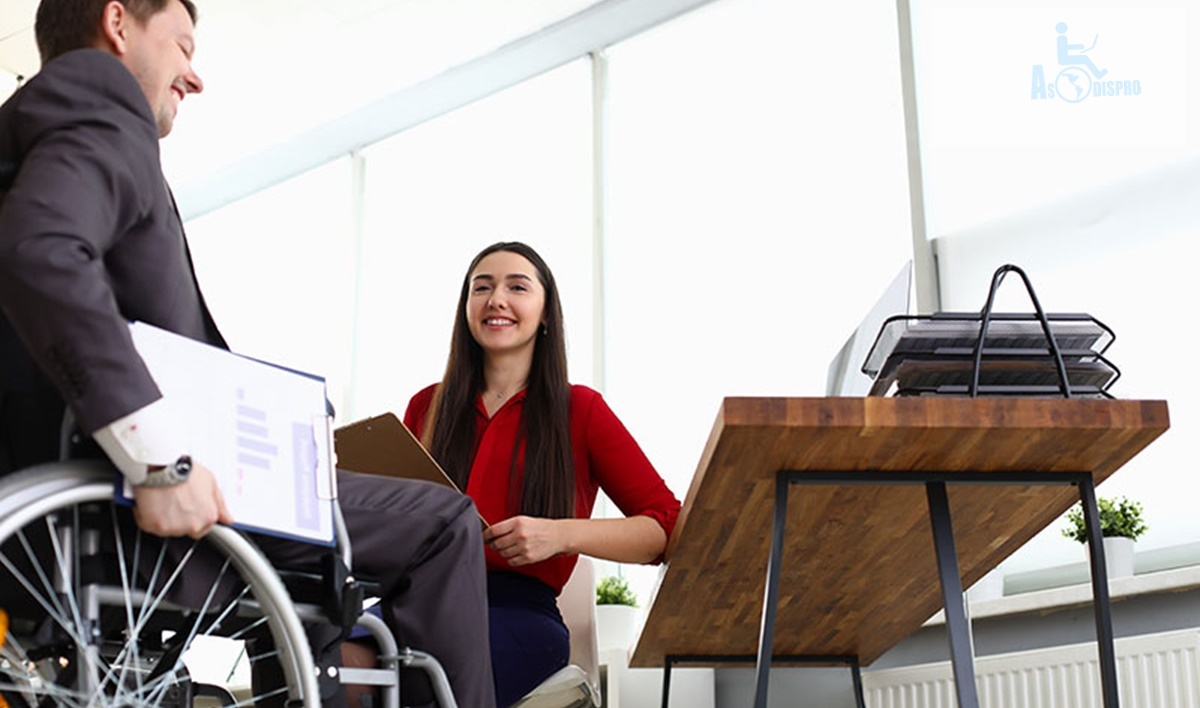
[630,397,1169,707]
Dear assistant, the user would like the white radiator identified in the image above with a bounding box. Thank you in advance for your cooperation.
[862,629,1200,708]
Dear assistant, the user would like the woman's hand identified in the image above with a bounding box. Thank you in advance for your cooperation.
[483,515,569,566]
[483,515,669,566]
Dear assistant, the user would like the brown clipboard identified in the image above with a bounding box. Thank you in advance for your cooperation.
[334,412,490,528]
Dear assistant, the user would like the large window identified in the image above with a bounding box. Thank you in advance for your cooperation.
[352,59,595,422]
[914,0,1199,572]
[174,0,1200,595]
[912,0,1195,238]
[184,158,357,412]
[605,0,913,496]
[604,0,913,594]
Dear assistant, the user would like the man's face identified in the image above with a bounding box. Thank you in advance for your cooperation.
[119,0,203,137]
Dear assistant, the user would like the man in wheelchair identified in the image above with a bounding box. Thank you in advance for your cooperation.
[0,1,495,706]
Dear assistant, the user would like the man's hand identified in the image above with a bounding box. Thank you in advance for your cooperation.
[132,462,233,539]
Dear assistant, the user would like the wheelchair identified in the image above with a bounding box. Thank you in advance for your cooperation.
[0,459,457,708]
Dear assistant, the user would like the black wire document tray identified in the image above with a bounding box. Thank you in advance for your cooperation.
[863,313,1119,397]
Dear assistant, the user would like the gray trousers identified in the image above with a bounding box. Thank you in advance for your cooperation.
[257,470,496,708]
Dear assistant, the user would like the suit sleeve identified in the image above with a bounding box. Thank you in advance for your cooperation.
[0,51,164,432]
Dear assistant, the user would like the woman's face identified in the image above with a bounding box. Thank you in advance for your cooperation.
[465,250,547,360]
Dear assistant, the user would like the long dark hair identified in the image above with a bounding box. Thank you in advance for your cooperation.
[422,242,575,519]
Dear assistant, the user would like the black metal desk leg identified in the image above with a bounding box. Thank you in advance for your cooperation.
[661,656,674,708]
[753,474,790,708]
[1079,478,1121,707]
[926,481,980,708]
[850,657,866,708]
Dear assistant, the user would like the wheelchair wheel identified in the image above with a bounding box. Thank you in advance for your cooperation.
[0,461,320,707]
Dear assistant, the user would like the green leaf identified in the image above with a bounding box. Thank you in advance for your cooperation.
[1061,496,1148,544]
[596,575,638,607]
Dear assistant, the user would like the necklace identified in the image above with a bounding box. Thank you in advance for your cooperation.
[485,383,525,401]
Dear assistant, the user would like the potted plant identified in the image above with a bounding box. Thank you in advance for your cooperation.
[595,575,639,652]
[1061,495,1148,578]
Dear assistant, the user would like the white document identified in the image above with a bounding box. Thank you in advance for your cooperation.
[125,322,336,545]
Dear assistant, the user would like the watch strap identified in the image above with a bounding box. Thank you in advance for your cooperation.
[135,455,193,487]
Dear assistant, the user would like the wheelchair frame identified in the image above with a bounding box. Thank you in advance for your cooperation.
[0,460,457,708]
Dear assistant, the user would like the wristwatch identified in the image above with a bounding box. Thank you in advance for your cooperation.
[136,455,193,487]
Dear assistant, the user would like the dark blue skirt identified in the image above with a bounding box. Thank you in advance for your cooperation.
[488,570,570,707]
[348,570,569,707]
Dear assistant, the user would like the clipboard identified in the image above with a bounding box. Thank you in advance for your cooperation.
[334,413,490,528]
[125,322,336,546]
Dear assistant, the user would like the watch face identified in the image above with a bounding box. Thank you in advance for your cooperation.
[140,456,191,487]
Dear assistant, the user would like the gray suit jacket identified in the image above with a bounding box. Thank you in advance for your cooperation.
[0,48,224,471]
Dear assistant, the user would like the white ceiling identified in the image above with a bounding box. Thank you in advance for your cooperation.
[0,0,40,81]
[1,0,715,216]
[0,0,604,188]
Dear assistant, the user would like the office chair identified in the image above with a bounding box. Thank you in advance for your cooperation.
[511,556,602,708]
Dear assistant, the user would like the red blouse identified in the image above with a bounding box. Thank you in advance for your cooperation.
[404,384,681,594]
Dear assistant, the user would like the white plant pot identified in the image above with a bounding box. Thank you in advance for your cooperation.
[595,604,639,653]
[1103,536,1135,579]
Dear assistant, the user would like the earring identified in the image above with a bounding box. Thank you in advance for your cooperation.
[541,324,548,335]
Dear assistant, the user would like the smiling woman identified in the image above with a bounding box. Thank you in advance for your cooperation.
[352,240,681,707]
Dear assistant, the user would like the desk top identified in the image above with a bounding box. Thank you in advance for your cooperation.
[629,397,1169,668]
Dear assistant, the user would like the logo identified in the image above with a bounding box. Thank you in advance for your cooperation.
[1031,22,1141,102]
